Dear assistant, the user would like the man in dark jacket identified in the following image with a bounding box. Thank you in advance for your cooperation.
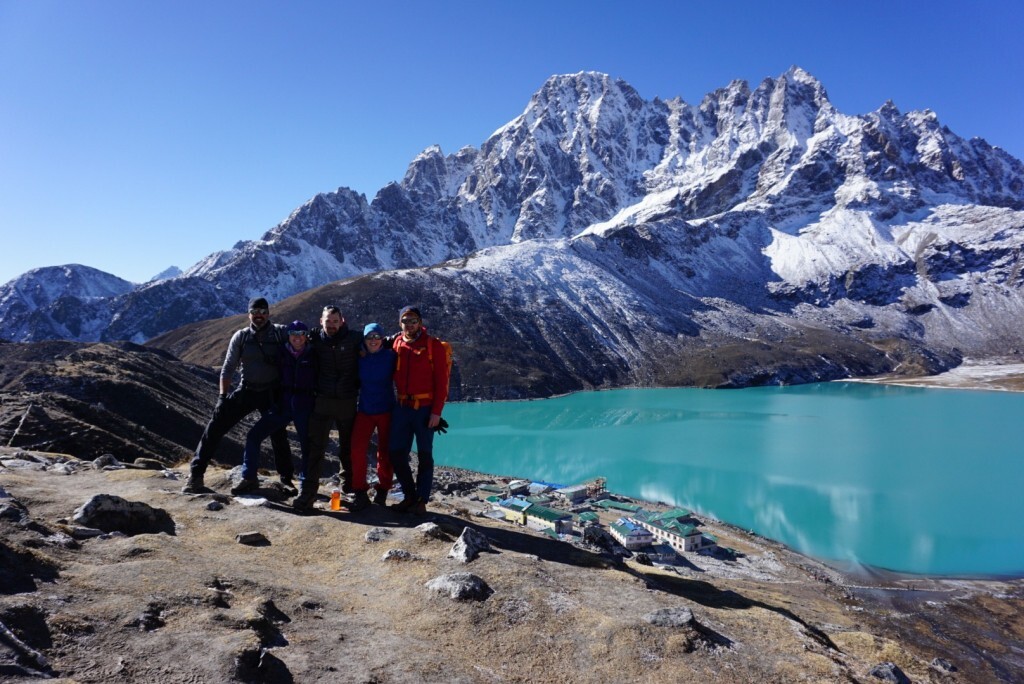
[231,319,317,495]
[293,305,364,511]
[183,297,294,493]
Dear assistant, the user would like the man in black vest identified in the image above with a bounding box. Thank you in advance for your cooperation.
[294,304,364,511]
[182,297,294,494]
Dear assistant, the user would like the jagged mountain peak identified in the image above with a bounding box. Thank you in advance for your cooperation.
[148,265,183,283]
[3,66,1024,383]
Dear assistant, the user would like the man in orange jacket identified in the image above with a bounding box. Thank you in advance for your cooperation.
[388,305,448,514]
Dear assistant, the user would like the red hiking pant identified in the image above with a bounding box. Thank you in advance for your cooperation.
[350,411,393,491]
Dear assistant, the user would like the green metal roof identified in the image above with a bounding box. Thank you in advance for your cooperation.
[593,500,642,512]
[652,507,692,521]
[525,504,571,522]
[577,512,599,522]
[662,521,697,536]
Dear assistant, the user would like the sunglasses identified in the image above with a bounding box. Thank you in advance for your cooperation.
[288,331,306,337]
[249,308,269,315]
[366,334,383,340]
[400,318,420,325]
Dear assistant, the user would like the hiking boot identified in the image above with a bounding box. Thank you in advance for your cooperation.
[411,500,427,515]
[181,474,207,494]
[292,494,316,513]
[372,487,389,506]
[278,477,298,497]
[391,495,421,513]
[344,490,371,512]
[230,478,259,495]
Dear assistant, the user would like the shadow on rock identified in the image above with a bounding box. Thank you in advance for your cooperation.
[234,647,293,684]
[0,540,60,594]
[628,568,842,653]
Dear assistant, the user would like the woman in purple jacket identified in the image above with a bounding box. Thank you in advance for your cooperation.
[232,320,318,495]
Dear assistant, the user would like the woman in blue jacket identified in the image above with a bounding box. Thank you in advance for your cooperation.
[349,322,397,507]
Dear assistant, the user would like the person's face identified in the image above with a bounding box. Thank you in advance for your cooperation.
[400,314,421,339]
[289,331,307,351]
[249,306,269,328]
[365,331,383,353]
[322,312,343,336]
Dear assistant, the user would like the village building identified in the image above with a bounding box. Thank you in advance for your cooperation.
[527,482,553,497]
[647,542,679,564]
[495,497,531,525]
[477,484,505,497]
[506,479,531,496]
[575,511,600,530]
[555,484,590,504]
[608,517,655,550]
[525,495,555,506]
[524,503,573,535]
[593,499,644,514]
[633,508,716,553]
[492,497,573,535]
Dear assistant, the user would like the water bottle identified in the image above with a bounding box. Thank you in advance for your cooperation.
[330,487,341,511]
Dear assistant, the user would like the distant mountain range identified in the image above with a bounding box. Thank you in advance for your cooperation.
[3,68,1023,396]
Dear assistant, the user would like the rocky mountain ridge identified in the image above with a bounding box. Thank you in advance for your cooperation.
[3,68,1023,395]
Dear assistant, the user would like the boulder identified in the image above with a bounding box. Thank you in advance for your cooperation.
[365,528,392,543]
[130,458,165,470]
[382,549,416,562]
[71,495,175,536]
[930,657,957,674]
[868,662,910,683]
[447,526,491,563]
[0,500,28,523]
[425,572,493,601]
[644,607,695,628]
[236,532,270,546]
[415,522,452,541]
[92,454,123,469]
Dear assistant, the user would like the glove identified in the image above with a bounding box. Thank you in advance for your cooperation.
[431,417,449,434]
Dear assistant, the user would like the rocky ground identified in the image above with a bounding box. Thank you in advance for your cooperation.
[2,448,1022,683]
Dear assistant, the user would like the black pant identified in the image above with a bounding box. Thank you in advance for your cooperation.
[306,395,357,494]
[191,387,292,479]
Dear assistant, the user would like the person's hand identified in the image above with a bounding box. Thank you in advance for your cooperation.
[430,417,449,434]
[428,414,441,429]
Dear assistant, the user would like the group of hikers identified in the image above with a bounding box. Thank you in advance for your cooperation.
[182,297,449,515]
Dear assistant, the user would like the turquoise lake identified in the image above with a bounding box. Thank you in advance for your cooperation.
[441,383,1024,577]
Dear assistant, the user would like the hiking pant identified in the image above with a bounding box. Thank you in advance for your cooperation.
[388,403,435,501]
[306,396,358,494]
[191,387,291,478]
[351,411,393,491]
[241,400,309,481]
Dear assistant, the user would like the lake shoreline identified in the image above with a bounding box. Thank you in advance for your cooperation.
[431,464,1024,587]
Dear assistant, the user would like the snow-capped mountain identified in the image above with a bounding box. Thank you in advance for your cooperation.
[4,68,1024,391]
[148,266,183,283]
[0,265,134,341]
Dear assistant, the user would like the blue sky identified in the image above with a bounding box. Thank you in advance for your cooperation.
[1,0,1022,285]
